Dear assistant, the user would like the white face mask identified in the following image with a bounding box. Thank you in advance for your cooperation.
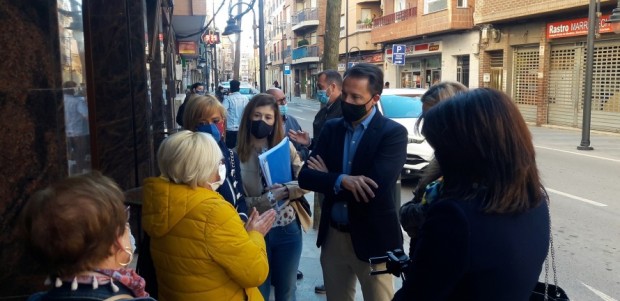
[127,225,136,253]
[209,162,227,191]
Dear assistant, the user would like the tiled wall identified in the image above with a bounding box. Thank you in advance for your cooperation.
[474,0,613,24]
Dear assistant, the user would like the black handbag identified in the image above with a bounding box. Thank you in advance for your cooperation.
[529,201,570,301]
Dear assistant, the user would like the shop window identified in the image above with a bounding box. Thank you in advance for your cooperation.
[58,0,91,176]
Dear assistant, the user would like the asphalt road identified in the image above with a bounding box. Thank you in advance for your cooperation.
[287,98,620,300]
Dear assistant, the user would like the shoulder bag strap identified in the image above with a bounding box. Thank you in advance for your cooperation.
[543,198,561,301]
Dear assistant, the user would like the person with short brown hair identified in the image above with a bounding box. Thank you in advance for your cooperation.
[20,172,153,300]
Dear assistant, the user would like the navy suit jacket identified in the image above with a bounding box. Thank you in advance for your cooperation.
[394,197,550,301]
[298,111,408,261]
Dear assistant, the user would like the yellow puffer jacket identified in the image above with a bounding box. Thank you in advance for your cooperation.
[142,177,268,301]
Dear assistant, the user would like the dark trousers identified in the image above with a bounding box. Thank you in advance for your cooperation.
[226,130,238,149]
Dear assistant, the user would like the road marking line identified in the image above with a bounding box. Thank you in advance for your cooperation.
[293,116,307,121]
[546,188,608,207]
[582,282,618,301]
[288,107,303,112]
[535,146,620,163]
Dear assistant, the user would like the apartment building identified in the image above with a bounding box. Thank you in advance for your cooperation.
[475,0,620,132]
[338,0,384,73]
[370,0,478,89]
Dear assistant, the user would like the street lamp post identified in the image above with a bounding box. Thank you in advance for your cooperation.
[578,0,620,150]
[222,0,266,92]
[578,0,597,150]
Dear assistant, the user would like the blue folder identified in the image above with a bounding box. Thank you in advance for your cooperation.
[258,137,292,186]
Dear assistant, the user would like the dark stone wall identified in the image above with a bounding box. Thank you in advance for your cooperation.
[0,0,67,297]
[85,0,154,189]
[0,0,156,298]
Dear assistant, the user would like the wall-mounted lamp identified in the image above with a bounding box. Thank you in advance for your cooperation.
[222,18,242,43]
[480,25,501,44]
[607,1,620,34]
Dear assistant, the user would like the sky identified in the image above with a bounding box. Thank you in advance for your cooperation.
[212,0,257,53]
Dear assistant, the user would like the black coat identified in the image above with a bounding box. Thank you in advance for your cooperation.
[310,98,342,150]
[299,112,408,261]
[394,197,550,301]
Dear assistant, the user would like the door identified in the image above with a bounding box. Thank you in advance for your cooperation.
[512,47,540,122]
[548,45,582,127]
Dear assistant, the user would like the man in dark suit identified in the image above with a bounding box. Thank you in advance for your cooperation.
[298,63,407,301]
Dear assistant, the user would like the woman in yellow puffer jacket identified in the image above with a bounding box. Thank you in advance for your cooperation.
[142,130,277,301]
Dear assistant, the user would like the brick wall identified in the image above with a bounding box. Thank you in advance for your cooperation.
[474,0,614,24]
[372,0,475,44]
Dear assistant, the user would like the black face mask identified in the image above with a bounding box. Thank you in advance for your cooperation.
[250,120,273,139]
[342,97,373,123]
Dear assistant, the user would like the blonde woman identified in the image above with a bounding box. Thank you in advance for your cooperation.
[142,131,276,301]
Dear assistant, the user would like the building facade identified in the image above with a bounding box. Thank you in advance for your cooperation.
[370,0,478,89]
[475,0,620,132]
[338,0,384,74]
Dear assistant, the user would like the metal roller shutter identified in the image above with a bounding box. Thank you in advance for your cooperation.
[588,41,620,132]
[548,40,620,132]
[513,47,539,122]
[548,45,583,127]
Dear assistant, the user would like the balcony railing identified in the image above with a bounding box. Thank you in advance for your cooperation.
[292,45,319,60]
[356,23,373,31]
[292,8,319,25]
[373,7,417,28]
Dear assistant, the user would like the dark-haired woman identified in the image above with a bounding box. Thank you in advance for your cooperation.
[394,88,550,301]
[237,93,309,301]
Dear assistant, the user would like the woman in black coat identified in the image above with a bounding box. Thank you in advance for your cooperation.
[394,88,550,301]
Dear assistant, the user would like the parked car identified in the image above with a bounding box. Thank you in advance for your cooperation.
[218,81,259,100]
[378,88,434,178]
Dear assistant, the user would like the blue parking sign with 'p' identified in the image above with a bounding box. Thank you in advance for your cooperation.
[392,44,406,66]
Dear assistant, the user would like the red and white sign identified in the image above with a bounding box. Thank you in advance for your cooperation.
[178,41,197,55]
[547,14,612,39]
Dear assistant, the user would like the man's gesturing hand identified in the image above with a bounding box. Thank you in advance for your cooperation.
[341,175,378,203]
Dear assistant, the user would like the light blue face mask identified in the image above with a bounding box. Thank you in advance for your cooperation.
[279,104,288,116]
[316,90,329,104]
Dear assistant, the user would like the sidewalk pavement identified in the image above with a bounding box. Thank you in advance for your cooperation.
[289,96,319,106]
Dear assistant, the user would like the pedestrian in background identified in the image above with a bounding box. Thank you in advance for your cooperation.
[142,131,276,301]
[298,63,407,301]
[20,172,154,301]
[267,88,309,161]
[62,81,90,174]
[236,94,309,301]
[176,82,205,127]
[393,88,550,300]
[223,80,249,148]
[384,81,390,89]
